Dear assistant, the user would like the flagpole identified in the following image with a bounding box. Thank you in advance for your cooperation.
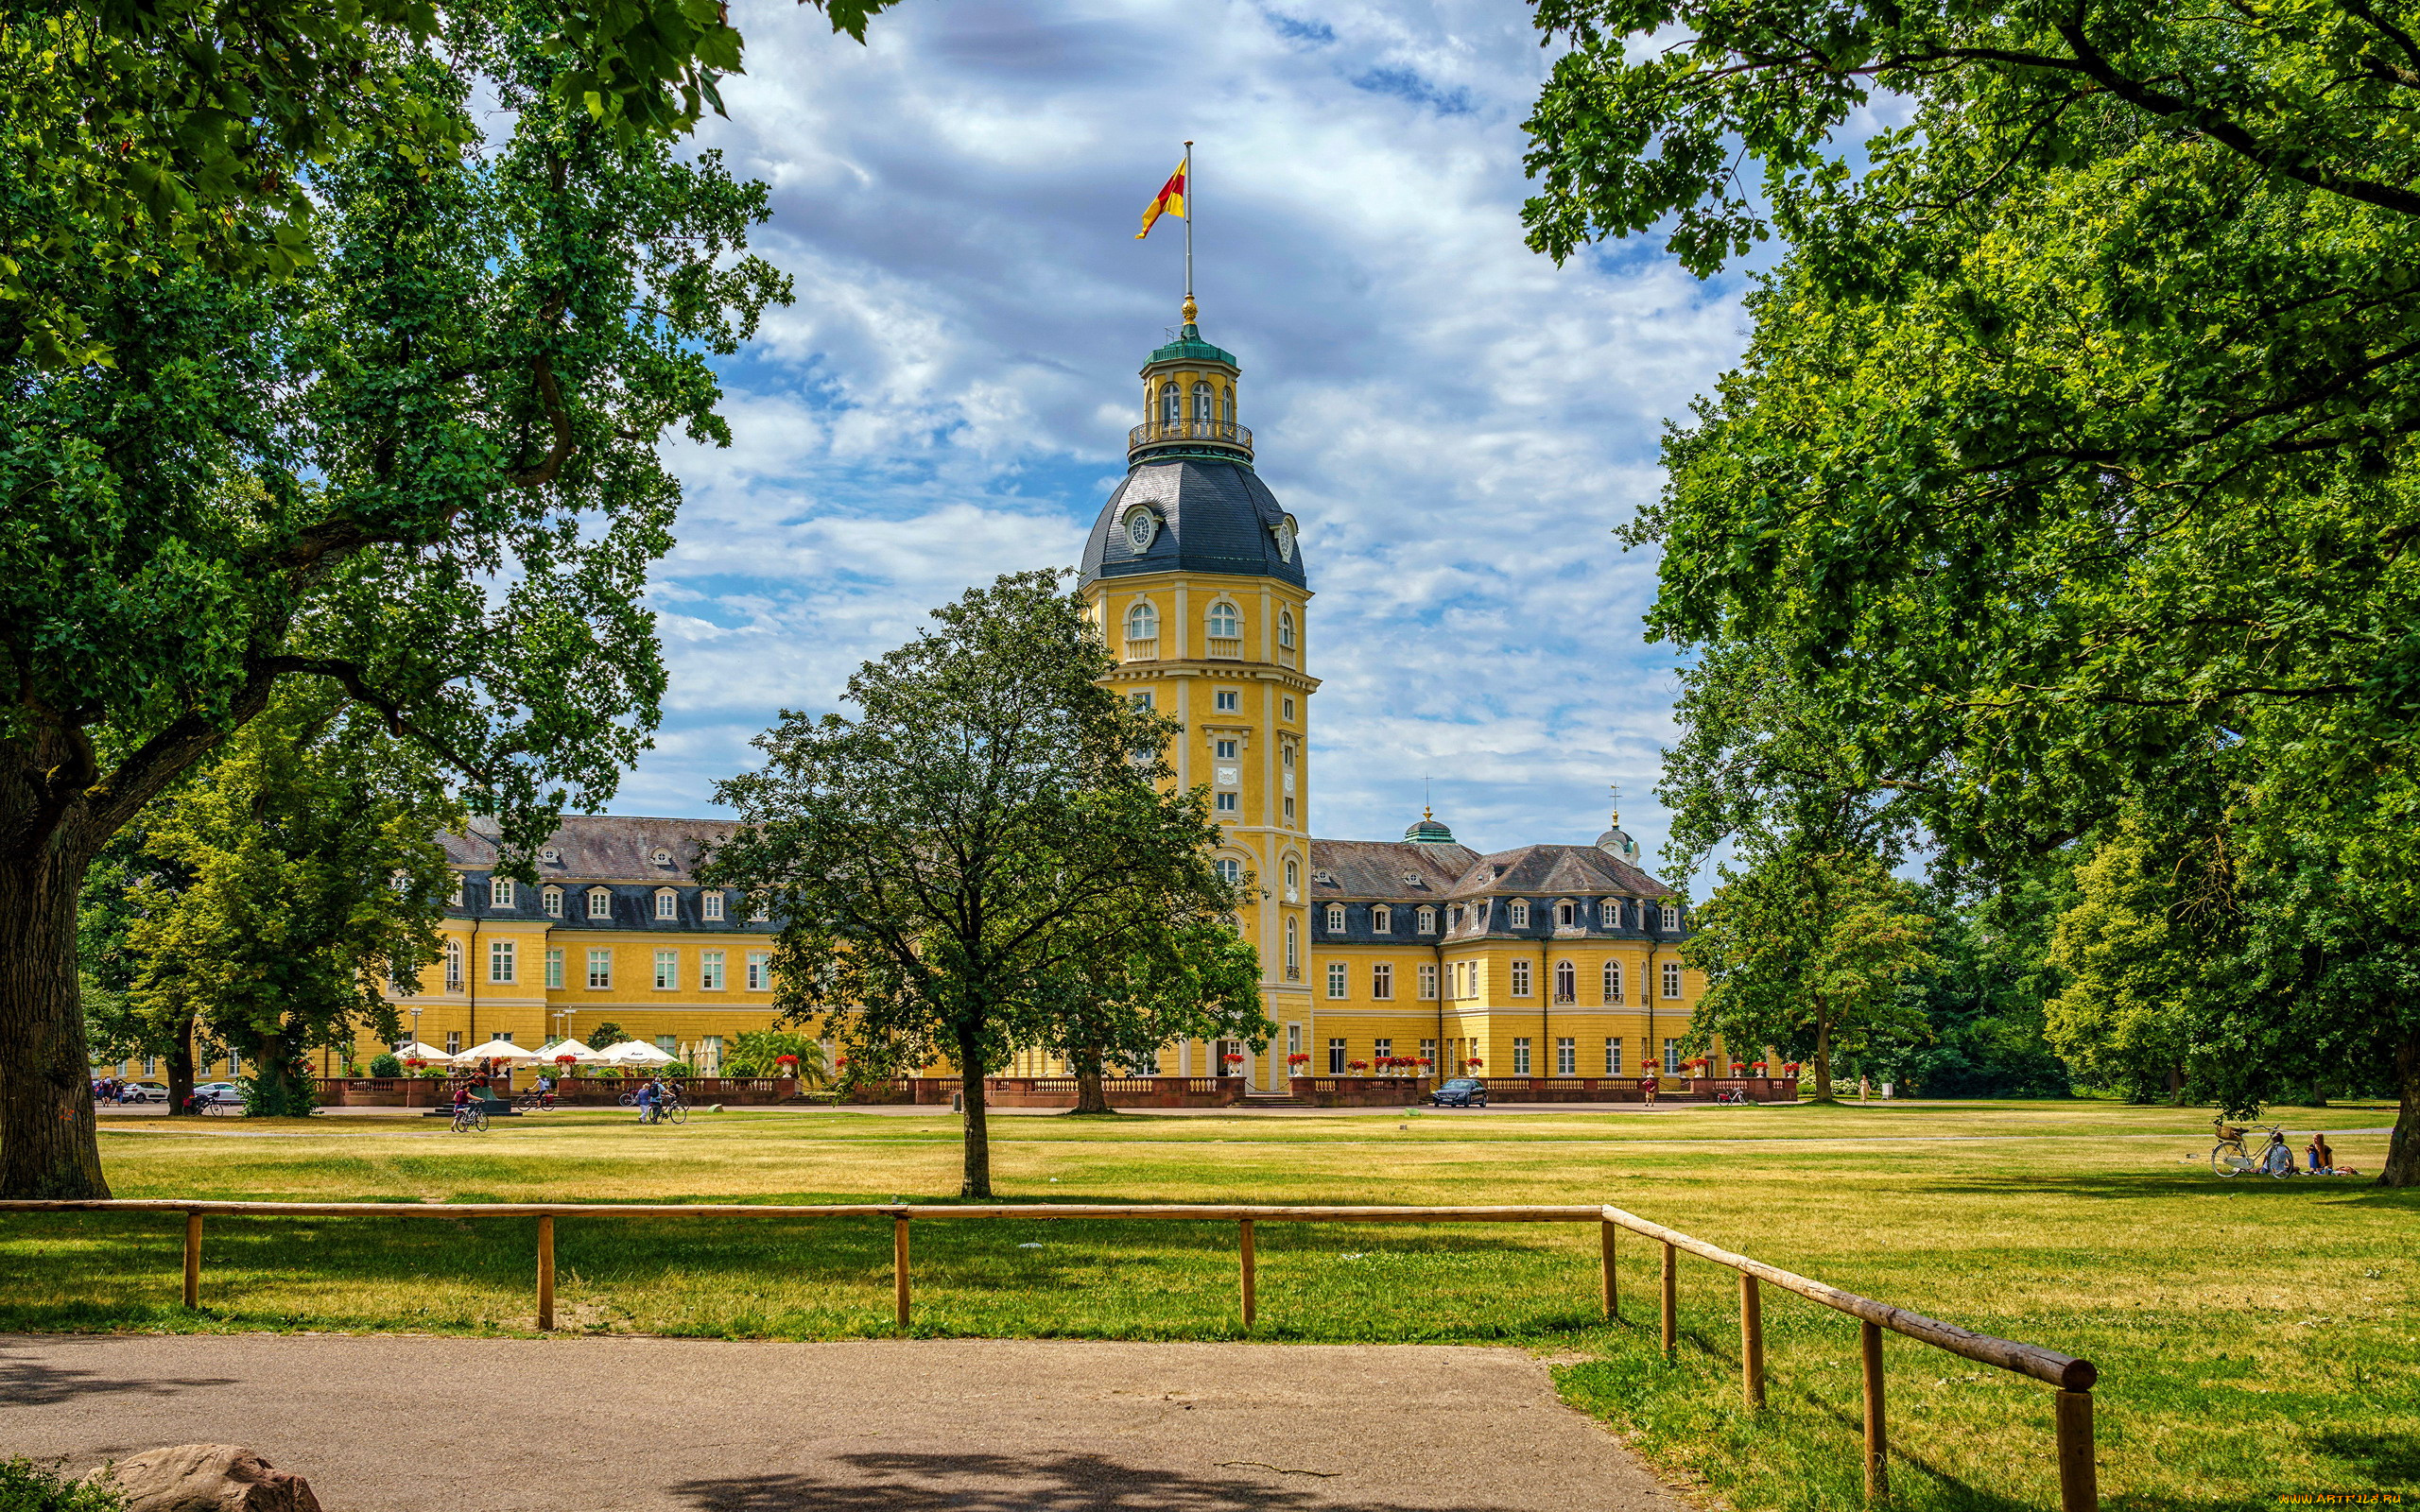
[1183,140,1194,316]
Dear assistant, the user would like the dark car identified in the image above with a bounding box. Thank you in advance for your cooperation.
[1430,1076,1487,1108]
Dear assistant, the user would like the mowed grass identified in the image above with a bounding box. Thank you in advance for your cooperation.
[5,1099,2413,1512]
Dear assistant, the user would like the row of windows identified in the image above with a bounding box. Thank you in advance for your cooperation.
[1157,378,1237,427]
[1302,1037,1685,1075]
[1327,958,1685,1002]
[449,876,769,923]
[1321,899,1683,936]
[1125,691,1299,723]
[419,940,773,993]
[1122,601,1297,649]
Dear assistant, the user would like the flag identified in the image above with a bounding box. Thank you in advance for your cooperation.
[1136,161,1186,239]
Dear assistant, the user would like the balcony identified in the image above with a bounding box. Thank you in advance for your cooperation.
[1205,637,1242,660]
[1123,637,1158,662]
[1129,419,1253,461]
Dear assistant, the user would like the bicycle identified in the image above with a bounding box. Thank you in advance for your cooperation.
[450,1103,490,1133]
[514,1090,556,1112]
[201,1100,241,1117]
[1711,1088,1754,1106]
[638,1098,686,1125]
[2210,1120,2290,1177]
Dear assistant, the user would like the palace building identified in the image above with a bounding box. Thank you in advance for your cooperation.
[347,302,1704,1090]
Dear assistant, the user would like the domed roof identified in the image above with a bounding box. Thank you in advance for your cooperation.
[1403,808,1459,846]
[1080,459,1305,589]
[1596,823,1641,865]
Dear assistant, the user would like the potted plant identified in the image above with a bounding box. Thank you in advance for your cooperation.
[1346,1057,1370,1075]
[1286,1053,1310,1077]
[1750,1060,1769,1076]
[1220,1052,1247,1075]
[774,1053,800,1082]
[1781,1060,1802,1078]
[1729,1061,1747,1076]
[1462,1057,1483,1072]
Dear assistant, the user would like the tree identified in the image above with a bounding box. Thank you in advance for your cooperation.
[587,1022,631,1053]
[0,7,810,1194]
[722,1029,828,1082]
[1044,922,1268,1115]
[1890,871,2076,1099]
[1683,850,1941,1100]
[112,687,458,1116]
[705,571,1250,1196]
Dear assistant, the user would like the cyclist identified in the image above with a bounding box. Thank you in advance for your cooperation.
[532,1072,554,1109]
[635,1078,660,1123]
[453,1081,473,1119]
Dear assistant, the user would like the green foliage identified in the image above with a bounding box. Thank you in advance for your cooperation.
[0,1457,123,1512]
[369,1054,404,1078]
[722,1030,826,1081]
[1683,850,1940,1100]
[587,1022,630,1052]
[706,571,1254,1196]
[1043,921,1270,1110]
[662,1061,693,1078]
[1883,874,2075,1099]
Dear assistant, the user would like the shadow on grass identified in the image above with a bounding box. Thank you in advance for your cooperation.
[2300,1429,2420,1484]
[670,1452,1432,1511]
[1901,1169,2415,1205]
[0,1340,233,1405]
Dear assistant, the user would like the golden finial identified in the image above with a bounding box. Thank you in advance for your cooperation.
[1182,295,1199,326]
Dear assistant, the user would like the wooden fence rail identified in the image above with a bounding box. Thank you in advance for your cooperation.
[0,1198,2096,1511]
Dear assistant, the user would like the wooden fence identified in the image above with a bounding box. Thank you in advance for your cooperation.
[0,1198,2097,1511]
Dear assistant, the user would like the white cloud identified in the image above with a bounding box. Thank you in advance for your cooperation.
[613,0,1751,883]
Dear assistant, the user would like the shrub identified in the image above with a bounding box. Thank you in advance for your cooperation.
[663,1061,693,1077]
[369,1053,403,1078]
[0,1457,126,1511]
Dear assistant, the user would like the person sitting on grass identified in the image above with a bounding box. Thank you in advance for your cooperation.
[2261,1129,2297,1176]
[2307,1132,2336,1174]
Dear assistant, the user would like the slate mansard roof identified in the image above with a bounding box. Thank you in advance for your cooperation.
[1307,837,1685,946]
[1079,459,1306,590]
[441,816,759,932]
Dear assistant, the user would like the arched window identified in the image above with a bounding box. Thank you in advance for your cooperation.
[1206,601,1240,639]
[1556,901,1576,927]
[1192,381,1214,424]
[1278,610,1296,649]
[1159,381,1183,425]
[443,938,463,991]
[1509,900,1530,929]
[1416,905,1436,934]
[1125,600,1157,642]
[1285,917,1300,975]
[1554,959,1576,1004]
[1603,961,1623,1004]
[1222,386,1235,424]
[1324,903,1345,932]
[1284,857,1299,900]
[1372,904,1392,933]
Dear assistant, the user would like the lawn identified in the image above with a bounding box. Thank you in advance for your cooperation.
[5,1099,2411,1512]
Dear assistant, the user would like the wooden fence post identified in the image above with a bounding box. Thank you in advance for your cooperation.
[1861,1319,1889,1502]
[537,1215,555,1332]
[1599,1217,1616,1320]
[1239,1218,1256,1329]
[1659,1241,1677,1358]
[893,1216,910,1332]
[1740,1272,1764,1408]
[182,1211,201,1309]
[2055,1389,2096,1512]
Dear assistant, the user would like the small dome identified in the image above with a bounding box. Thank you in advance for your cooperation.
[1403,808,1459,846]
[1596,823,1640,864]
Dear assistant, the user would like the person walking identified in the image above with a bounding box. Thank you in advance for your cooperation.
[1639,1072,1658,1107]
[1858,1074,1872,1103]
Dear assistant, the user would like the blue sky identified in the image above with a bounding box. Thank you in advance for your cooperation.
[617,0,1763,884]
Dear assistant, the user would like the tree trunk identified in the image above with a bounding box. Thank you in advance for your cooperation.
[2381,1029,2420,1190]
[1071,1048,1110,1115]
[1810,1006,1834,1101]
[243,1027,312,1117]
[957,1024,992,1198]
[0,849,111,1197]
[166,1016,196,1116]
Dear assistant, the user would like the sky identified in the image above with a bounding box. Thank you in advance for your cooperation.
[618,0,1762,882]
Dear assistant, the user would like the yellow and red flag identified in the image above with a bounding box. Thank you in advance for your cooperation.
[1136,160,1187,239]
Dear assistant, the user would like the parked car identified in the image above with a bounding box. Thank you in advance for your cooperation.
[193,1081,243,1106]
[121,1080,171,1103]
[1429,1076,1488,1108]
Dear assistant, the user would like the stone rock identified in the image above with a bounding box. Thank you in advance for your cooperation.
[83,1445,322,1512]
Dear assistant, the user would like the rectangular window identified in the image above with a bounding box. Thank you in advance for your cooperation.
[1326,961,1347,999]
[1327,1038,1347,1074]
[656,1035,678,1056]
[1288,1023,1303,1057]
[1602,900,1620,928]
[445,1033,461,1056]
[1283,796,1296,823]
[1605,1038,1622,1074]
[1216,689,1240,711]
[1130,691,1152,709]
[1216,738,1237,759]
[1214,858,1243,885]
[746,951,770,991]
[491,877,514,908]
[1371,962,1393,1000]
[655,891,678,920]
[1419,1038,1436,1068]
[489,939,515,984]
[587,949,613,989]
[1216,792,1239,813]
[702,891,724,921]
[1556,1037,1577,1075]
[1282,697,1296,720]
[1663,961,1684,999]
[1512,1038,1532,1075]
[454,876,466,907]
[700,950,725,990]
[1665,1040,1681,1074]
[544,887,563,919]
[1661,904,1682,932]
[544,948,563,989]
[1417,963,1437,1000]
[143,1056,157,1075]
[588,889,612,919]
[1374,1038,1392,1060]
[654,949,678,990]
[1510,959,1531,997]
[1603,961,1623,1005]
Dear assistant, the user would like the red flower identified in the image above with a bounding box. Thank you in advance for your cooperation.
[775,1054,800,1066]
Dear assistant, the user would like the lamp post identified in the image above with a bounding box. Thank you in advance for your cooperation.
[409,1005,423,1053]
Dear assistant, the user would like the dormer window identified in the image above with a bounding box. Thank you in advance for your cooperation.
[1557,901,1577,928]
[1416,906,1435,933]
[1324,903,1345,932]
[1447,904,1461,930]
[540,846,562,865]
[651,848,672,867]
[542,886,563,919]
[1602,900,1621,928]
[702,890,724,921]
[1660,903,1682,932]
[1372,904,1392,933]
[491,878,514,909]
[588,888,612,919]
[655,888,679,920]
[1509,900,1530,929]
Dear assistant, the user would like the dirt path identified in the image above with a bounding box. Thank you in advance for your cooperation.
[2,1333,1684,1511]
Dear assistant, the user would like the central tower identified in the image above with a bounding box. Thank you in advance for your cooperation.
[1080,300,1315,1087]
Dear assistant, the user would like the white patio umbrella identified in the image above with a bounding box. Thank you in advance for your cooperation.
[533,1038,601,1063]
[453,1038,542,1063]
[393,1042,452,1062]
[598,1040,676,1066]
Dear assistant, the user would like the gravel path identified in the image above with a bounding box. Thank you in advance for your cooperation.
[1,1333,1684,1512]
